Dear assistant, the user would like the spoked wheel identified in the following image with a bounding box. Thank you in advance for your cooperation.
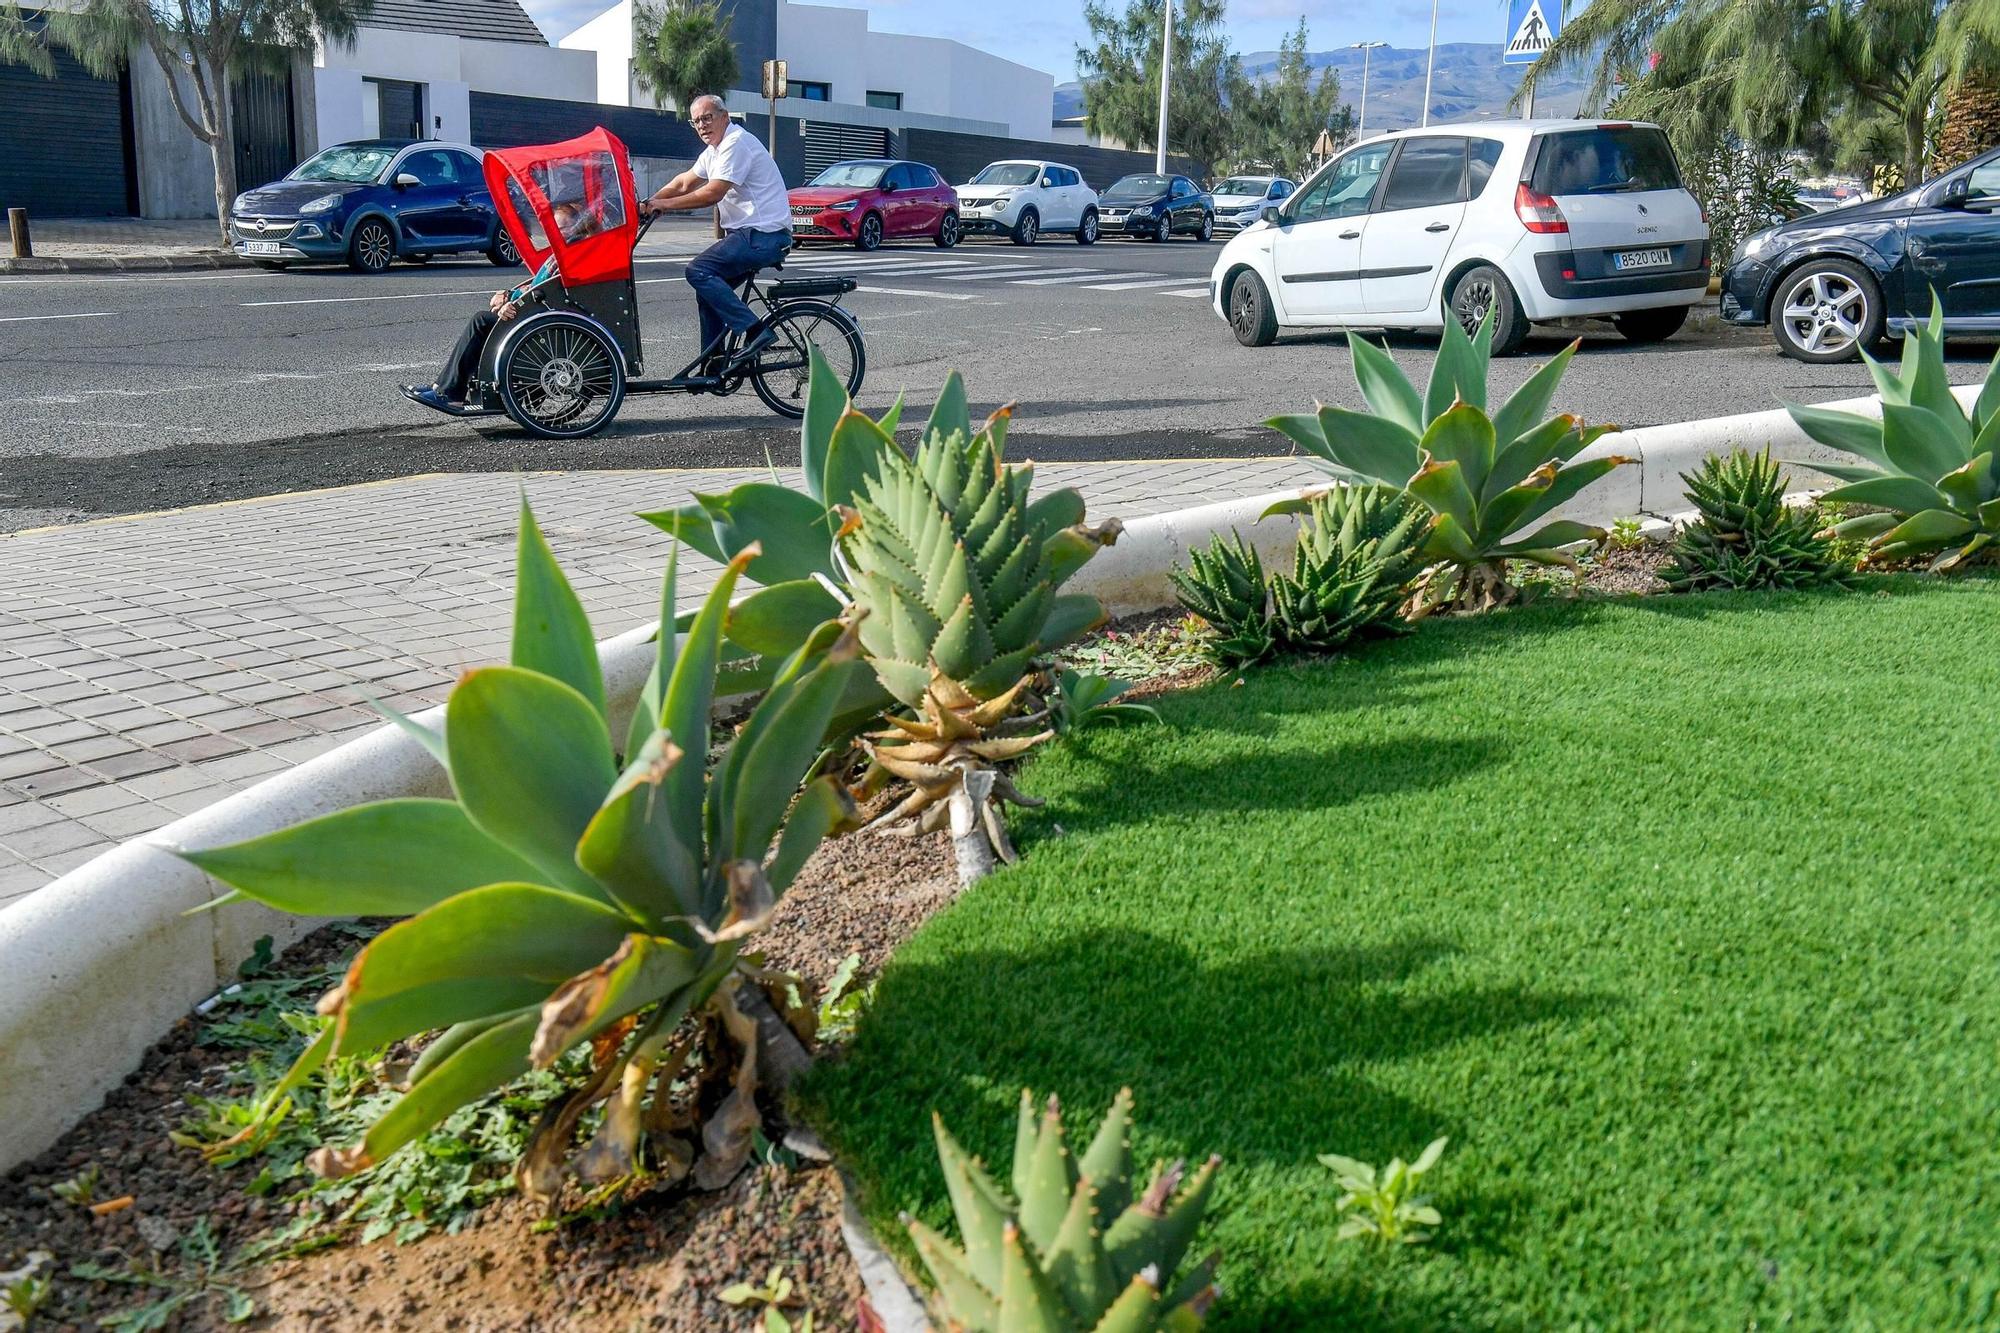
[497,314,626,439]
[1773,260,1881,363]
[749,299,866,419]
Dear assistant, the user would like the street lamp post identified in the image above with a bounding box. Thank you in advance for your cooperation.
[1351,40,1387,140]
[1155,0,1173,173]
[1421,0,1439,127]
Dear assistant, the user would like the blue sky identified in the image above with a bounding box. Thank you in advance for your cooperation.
[521,0,1509,83]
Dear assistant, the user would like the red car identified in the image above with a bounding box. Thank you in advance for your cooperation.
[787,159,960,250]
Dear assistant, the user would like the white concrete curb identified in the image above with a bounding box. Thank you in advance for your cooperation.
[1,381,1976,1171]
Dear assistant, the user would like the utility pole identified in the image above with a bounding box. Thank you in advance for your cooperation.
[1421,0,1440,126]
[1351,40,1386,140]
[1155,0,1172,173]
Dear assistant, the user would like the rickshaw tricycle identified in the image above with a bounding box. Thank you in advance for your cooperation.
[417,127,866,439]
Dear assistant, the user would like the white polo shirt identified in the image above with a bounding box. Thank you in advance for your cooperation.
[693,124,792,234]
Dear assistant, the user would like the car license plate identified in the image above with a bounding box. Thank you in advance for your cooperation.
[245,241,281,256]
[1615,248,1672,271]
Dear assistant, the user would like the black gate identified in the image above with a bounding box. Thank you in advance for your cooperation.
[372,79,424,141]
[231,65,296,190]
[0,11,135,216]
[802,122,891,177]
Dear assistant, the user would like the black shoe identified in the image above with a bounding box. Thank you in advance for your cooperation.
[724,326,778,371]
[402,383,460,413]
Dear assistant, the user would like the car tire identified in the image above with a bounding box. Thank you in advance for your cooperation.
[1771,258,1882,364]
[1614,305,1690,343]
[489,232,520,267]
[1010,209,1040,245]
[934,212,961,248]
[1227,269,1279,348]
[347,218,395,274]
[1197,212,1214,242]
[1448,264,1528,355]
[855,213,884,251]
[1152,214,1172,243]
[1076,209,1098,245]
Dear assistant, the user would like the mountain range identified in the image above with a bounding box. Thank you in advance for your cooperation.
[1054,41,1597,137]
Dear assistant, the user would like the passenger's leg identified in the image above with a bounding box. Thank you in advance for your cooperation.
[439,309,499,401]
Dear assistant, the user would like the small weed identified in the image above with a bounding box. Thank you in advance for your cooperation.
[49,1165,100,1209]
[1607,516,1646,551]
[815,953,874,1047]
[70,1219,255,1329]
[1050,668,1162,736]
[4,1273,52,1324]
[720,1265,813,1331]
[1319,1136,1449,1247]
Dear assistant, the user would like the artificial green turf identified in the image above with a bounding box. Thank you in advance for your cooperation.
[800,579,2000,1331]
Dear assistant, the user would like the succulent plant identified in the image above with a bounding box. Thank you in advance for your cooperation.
[1050,667,1161,735]
[836,400,1120,710]
[907,1089,1221,1333]
[1266,311,1631,614]
[1319,1137,1449,1247]
[1169,530,1275,667]
[181,502,863,1198]
[1261,484,1428,652]
[1662,448,1855,592]
[1786,297,2000,570]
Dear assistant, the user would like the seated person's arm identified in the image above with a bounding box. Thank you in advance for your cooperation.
[642,173,732,217]
[491,254,560,321]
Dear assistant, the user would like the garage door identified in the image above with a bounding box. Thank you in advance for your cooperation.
[0,18,135,217]
[802,122,892,178]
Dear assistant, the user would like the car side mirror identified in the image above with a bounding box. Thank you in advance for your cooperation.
[1261,204,1283,225]
[1041,177,1055,188]
[393,172,421,189]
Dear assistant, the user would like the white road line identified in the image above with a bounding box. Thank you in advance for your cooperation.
[792,260,979,277]
[240,287,500,308]
[1008,270,1121,286]
[1161,287,1212,298]
[0,311,113,323]
[1084,275,1201,291]
[855,285,978,300]
[938,265,1068,281]
[788,258,974,273]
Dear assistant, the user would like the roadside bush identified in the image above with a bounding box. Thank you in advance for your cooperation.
[1662,448,1855,591]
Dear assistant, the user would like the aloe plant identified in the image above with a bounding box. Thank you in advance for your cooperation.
[1260,484,1427,652]
[1267,313,1631,614]
[180,501,864,1197]
[908,1089,1222,1332]
[1786,297,2000,569]
[1663,448,1854,592]
[1169,530,1275,667]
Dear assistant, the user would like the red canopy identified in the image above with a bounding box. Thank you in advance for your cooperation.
[483,127,640,287]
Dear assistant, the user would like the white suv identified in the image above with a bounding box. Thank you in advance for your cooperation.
[956,160,1101,245]
[1210,120,1709,353]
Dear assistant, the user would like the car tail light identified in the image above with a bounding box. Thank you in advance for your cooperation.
[1514,182,1569,234]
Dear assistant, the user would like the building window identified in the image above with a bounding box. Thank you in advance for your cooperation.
[865,90,901,111]
[792,81,831,102]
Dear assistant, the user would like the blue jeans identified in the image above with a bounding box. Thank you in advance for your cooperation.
[685,227,791,356]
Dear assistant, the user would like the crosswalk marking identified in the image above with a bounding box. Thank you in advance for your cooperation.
[938,265,1069,281]
[1008,270,1123,286]
[1084,275,1203,291]
[1162,287,1211,298]
[788,257,975,274]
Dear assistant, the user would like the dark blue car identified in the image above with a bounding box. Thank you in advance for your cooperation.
[228,139,518,274]
[1721,146,2000,362]
[1096,173,1216,242]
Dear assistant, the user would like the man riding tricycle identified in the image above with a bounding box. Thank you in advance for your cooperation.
[404,118,865,439]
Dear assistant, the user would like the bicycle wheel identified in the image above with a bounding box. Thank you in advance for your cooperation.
[496,314,626,439]
[749,300,866,419]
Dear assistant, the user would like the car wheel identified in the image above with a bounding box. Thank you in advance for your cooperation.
[855,213,884,251]
[347,219,395,274]
[1228,269,1279,348]
[1614,305,1690,343]
[1153,214,1172,243]
[489,231,520,267]
[1198,212,1214,242]
[1448,264,1528,355]
[1772,258,1882,363]
[1076,209,1098,245]
[1011,209,1040,245]
[934,212,961,248]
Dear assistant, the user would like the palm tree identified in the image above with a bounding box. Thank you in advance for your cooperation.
[632,0,740,118]
[1935,72,2000,172]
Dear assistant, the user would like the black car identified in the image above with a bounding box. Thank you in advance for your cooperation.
[1096,173,1214,241]
[1721,147,2000,362]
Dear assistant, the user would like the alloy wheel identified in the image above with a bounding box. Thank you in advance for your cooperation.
[1230,280,1260,340]
[1780,271,1868,357]
[1452,276,1496,337]
[356,223,393,272]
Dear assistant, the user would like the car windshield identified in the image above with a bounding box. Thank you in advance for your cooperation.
[1105,174,1170,199]
[810,163,887,188]
[971,163,1040,187]
[1214,177,1269,196]
[291,145,395,184]
[1534,126,1682,195]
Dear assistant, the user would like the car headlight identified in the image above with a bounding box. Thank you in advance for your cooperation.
[299,193,343,215]
[1739,229,1779,262]
[828,200,857,212]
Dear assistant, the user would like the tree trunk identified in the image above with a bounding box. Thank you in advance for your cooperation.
[1904,97,1929,189]
[1934,73,2000,175]
[205,72,237,251]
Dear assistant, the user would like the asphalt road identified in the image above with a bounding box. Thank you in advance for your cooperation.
[1,228,1993,531]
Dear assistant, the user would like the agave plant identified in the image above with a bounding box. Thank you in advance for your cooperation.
[1050,668,1161,735]
[642,350,1117,715]
[1786,298,2000,569]
[180,502,864,1198]
[1260,484,1428,652]
[1662,448,1855,592]
[908,1089,1222,1332]
[1266,313,1631,614]
[835,397,1119,710]
[1169,530,1275,667]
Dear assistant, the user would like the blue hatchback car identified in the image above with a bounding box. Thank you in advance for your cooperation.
[229,139,518,273]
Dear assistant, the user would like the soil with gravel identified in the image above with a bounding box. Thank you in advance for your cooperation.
[1577,541,1676,596]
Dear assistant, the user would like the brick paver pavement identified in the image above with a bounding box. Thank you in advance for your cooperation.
[0,459,1314,906]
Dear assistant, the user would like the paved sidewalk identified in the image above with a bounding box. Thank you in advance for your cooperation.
[0,458,1314,906]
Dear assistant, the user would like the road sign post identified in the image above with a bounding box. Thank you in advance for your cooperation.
[1504,0,1560,117]
[762,58,787,155]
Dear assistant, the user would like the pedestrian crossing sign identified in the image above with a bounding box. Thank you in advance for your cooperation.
[1504,0,1558,64]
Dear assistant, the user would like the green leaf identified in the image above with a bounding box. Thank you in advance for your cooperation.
[625,542,681,765]
[363,692,448,770]
[1415,403,1498,505]
[1494,519,1602,555]
[634,503,729,565]
[1874,507,1977,551]
[1025,487,1086,541]
[695,483,838,586]
[1880,403,1972,485]
[1411,1137,1448,1174]
[823,408,898,511]
[1348,335,1424,436]
[1974,350,2000,433]
[1484,414,1581,503]
[1312,405,1423,486]
[510,497,605,721]
[180,799,546,918]
[768,776,857,894]
[1937,452,1996,514]
[726,651,863,864]
[1820,474,1952,516]
[447,667,616,899]
[340,1009,540,1174]
[1492,340,1578,449]
[724,579,844,658]
[576,730,702,927]
[1040,593,1108,650]
[1265,411,1329,456]
[333,883,629,1056]
[802,344,851,503]
[1500,455,1633,538]
[878,387,907,437]
[925,369,971,446]
[1781,401,1894,470]
[1426,307,1489,422]
[656,547,757,867]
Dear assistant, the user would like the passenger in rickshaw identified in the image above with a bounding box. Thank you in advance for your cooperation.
[402,197,604,411]
[636,93,793,373]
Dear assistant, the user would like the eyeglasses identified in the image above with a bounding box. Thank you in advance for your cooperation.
[691,112,723,126]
